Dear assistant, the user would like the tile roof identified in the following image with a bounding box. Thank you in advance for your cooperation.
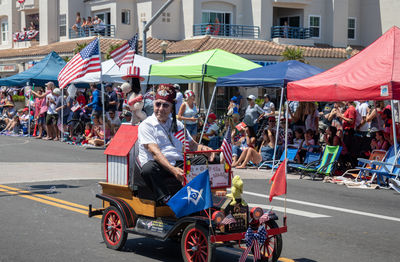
[0,36,360,60]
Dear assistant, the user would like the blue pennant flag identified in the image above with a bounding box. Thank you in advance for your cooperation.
[167,170,213,218]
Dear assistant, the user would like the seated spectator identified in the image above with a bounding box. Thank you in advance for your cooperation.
[371,130,390,151]
[324,126,341,146]
[87,113,111,146]
[19,108,30,134]
[121,111,132,124]
[203,113,219,140]
[232,126,257,167]
[296,129,316,163]
[233,128,275,169]
[292,128,304,149]
[2,109,22,134]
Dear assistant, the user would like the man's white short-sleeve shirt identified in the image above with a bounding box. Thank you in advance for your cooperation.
[138,114,192,167]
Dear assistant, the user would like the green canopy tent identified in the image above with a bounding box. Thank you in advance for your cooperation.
[149,49,261,141]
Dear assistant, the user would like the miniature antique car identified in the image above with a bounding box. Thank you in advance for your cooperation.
[88,125,286,261]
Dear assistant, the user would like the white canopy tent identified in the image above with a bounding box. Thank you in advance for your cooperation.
[72,55,200,85]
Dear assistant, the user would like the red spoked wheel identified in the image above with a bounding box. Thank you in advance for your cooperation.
[260,220,283,262]
[181,223,215,262]
[101,206,127,250]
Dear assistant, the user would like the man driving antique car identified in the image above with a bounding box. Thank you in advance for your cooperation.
[138,84,217,204]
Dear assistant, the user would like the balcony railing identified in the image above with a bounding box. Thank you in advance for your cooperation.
[193,23,260,39]
[69,24,115,39]
[271,26,311,39]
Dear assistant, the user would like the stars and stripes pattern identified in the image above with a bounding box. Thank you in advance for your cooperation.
[221,125,232,166]
[174,128,190,151]
[58,38,101,89]
[220,214,236,225]
[110,33,138,67]
[239,226,267,262]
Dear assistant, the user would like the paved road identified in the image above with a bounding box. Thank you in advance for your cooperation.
[1,136,400,262]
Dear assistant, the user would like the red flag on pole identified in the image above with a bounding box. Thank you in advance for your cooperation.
[269,159,287,202]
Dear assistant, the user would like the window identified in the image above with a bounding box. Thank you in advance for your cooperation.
[1,21,8,42]
[59,14,66,37]
[121,10,130,25]
[309,15,320,38]
[348,17,356,40]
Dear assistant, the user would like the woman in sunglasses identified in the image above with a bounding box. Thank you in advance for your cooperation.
[138,84,216,204]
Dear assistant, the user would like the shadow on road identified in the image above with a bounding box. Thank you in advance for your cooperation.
[294,258,318,262]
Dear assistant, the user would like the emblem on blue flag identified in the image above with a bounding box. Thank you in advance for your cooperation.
[167,170,213,218]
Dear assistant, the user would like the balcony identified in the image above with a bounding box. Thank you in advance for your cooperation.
[193,23,260,39]
[69,24,115,39]
[271,26,315,46]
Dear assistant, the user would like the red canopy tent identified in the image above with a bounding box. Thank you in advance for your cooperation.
[287,26,400,102]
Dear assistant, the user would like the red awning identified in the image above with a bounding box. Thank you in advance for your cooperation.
[104,125,138,157]
[287,26,400,102]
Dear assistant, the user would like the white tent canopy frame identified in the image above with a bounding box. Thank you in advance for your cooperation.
[72,55,200,88]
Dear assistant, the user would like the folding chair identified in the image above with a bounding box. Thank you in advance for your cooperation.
[288,151,322,170]
[362,148,400,187]
[258,147,298,170]
[357,146,399,185]
[293,146,342,180]
[340,149,387,182]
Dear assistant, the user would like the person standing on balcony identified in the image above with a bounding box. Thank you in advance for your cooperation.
[283,21,289,38]
[72,12,82,36]
[93,16,106,36]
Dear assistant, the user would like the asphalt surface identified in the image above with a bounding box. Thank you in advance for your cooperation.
[1,136,400,262]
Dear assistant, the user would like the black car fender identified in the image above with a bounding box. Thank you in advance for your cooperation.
[96,193,137,228]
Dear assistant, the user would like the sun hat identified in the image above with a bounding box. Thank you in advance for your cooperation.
[247,94,256,100]
[122,66,145,81]
[231,96,238,102]
[173,84,181,90]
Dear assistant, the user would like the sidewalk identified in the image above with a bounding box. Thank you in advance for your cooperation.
[0,162,105,184]
[0,162,299,184]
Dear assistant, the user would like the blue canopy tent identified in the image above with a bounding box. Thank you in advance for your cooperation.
[216,60,323,87]
[0,51,66,87]
[215,60,324,170]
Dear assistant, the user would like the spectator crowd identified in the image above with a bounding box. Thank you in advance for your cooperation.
[1,81,399,176]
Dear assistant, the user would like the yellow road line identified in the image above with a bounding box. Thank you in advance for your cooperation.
[0,184,89,210]
[0,185,100,219]
[0,185,294,261]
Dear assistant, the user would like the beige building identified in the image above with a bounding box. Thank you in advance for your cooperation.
[0,0,399,78]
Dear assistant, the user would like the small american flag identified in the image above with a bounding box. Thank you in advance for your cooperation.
[58,38,101,89]
[110,33,138,67]
[221,125,232,166]
[220,214,236,225]
[174,129,190,151]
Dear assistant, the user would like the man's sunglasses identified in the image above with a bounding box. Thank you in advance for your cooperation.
[155,102,170,108]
